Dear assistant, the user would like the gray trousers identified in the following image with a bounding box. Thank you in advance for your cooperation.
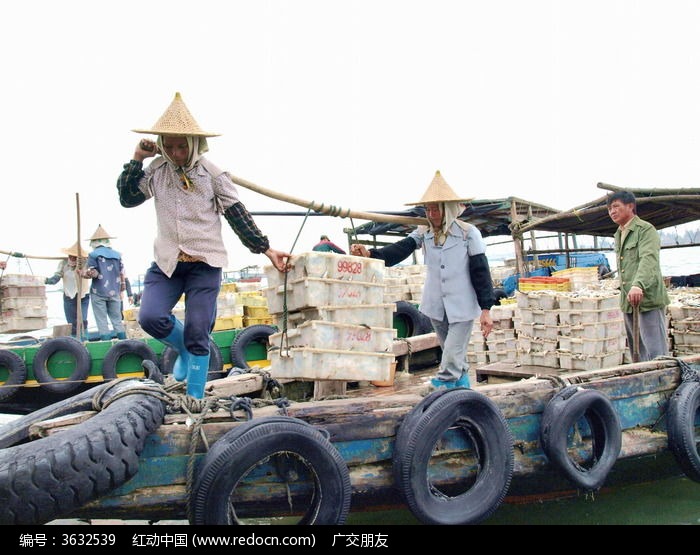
[430,315,474,381]
[623,307,668,361]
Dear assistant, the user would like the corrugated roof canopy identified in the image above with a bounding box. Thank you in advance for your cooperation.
[352,183,700,239]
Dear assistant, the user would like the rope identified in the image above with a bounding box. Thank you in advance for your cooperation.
[656,355,700,383]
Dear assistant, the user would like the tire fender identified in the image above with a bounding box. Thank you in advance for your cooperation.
[667,380,700,483]
[393,388,514,525]
[0,349,27,403]
[230,325,278,370]
[101,339,159,380]
[540,385,622,491]
[393,300,433,337]
[191,416,351,524]
[31,337,91,396]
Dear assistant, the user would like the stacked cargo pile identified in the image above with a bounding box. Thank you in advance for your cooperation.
[516,290,562,368]
[551,267,600,291]
[0,273,48,333]
[667,290,700,356]
[515,289,626,370]
[263,251,396,384]
[484,304,518,363]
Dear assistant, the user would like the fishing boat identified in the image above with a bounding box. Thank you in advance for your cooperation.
[1,181,699,525]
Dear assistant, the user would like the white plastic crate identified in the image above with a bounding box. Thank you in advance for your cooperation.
[566,320,625,340]
[516,290,559,310]
[518,322,569,340]
[0,274,45,287]
[517,335,558,353]
[558,308,624,326]
[265,252,385,289]
[557,294,619,311]
[269,320,396,353]
[672,319,700,333]
[488,349,518,363]
[268,347,394,381]
[517,308,559,326]
[558,335,627,356]
[284,303,396,329]
[672,330,700,346]
[519,350,559,368]
[264,277,386,314]
[558,351,624,371]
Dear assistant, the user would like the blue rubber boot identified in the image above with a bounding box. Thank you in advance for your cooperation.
[116,331,127,340]
[161,317,189,381]
[455,371,471,389]
[186,354,210,399]
[430,371,471,390]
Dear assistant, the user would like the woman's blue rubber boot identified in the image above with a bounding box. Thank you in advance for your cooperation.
[186,354,210,399]
[161,317,189,381]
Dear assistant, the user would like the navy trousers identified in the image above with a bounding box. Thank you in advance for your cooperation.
[138,261,221,356]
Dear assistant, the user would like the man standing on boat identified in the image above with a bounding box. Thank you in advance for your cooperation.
[312,234,346,254]
[116,92,290,400]
[45,241,92,339]
[83,225,128,341]
[607,191,670,361]
[350,171,495,389]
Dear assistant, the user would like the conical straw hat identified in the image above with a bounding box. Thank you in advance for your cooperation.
[405,171,474,206]
[61,241,89,257]
[132,92,220,137]
[88,224,115,241]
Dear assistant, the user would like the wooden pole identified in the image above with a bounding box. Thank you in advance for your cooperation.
[227,173,428,227]
[75,193,83,341]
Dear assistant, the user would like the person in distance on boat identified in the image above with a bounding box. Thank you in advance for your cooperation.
[116,92,290,400]
[312,234,346,254]
[350,171,495,389]
[82,224,128,341]
[45,241,92,339]
[0,260,5,270]
[606,191,670,361]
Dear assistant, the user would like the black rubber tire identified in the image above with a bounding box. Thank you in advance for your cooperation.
[230,325,277,370]
[392,388,457,489]
[31,337,91,396]
[0,349,28,402]
[540,385,622,492]
[667,380,700,483]
[493,287,508,305]
[393,300,433,337]
[101,339,159,380]
[191,416,351,525]
[394,388,514,525]
[0,378,166,524]
[160,338,225,381]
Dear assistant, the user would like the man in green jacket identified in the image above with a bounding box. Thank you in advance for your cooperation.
[607,191,670,361]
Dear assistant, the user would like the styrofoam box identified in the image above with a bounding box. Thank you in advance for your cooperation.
[264,277,386,314]
[558,351,624,371]
[517,335,558,353]
[672,319,700,333]
[265,252,385,289]
[557,294,619,311]
[558,335,627,356]
[269,320,396,353]
[517,308,559,326]
[268,347,394,381]
[518,322,569,340]
[285,304,396,329]
[519,350,559,367]
[566,320,625,340]
[558,308,624,326]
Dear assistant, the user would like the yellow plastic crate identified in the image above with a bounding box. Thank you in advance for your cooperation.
[244,316,275,326]
[244,305,270,317]
[220,282,238,293]
[518,277,571,292]
[213,315,244,331]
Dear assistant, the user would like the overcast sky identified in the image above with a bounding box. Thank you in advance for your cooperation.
[2,0,700,282]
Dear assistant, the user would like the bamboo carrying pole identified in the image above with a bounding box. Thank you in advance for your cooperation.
[75,193,83,340]
[227,173,428,227]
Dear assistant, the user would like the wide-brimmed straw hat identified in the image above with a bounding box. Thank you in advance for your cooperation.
[132,92,220,137]
[88,224,115,241]
[61,241,89,257]
[405,170,474,206]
